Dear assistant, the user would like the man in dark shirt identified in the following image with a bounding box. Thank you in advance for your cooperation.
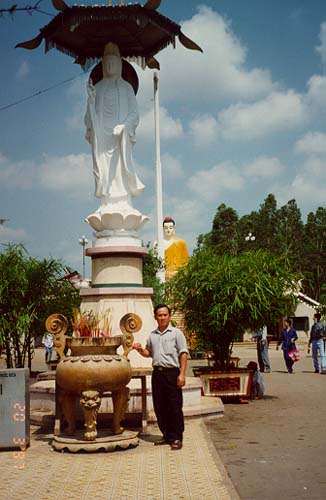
[308,312,326,373]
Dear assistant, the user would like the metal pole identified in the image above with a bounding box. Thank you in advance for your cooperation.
[78,235,89,278]
[153,72,165,282]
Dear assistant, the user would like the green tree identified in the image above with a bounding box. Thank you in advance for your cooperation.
[302,207,326,301]
[167,249,299,369]
[200,203,239,255]
[252,194,280,254]
[0,243,80,369]
[277,199,304,268]
[142,243,165,306]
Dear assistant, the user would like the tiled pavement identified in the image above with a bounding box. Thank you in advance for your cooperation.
[0,419,240,500]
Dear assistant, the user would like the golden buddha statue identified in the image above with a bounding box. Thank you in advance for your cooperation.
[163,216,189,280]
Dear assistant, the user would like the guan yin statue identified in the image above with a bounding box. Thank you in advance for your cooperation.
[85,42,148,242]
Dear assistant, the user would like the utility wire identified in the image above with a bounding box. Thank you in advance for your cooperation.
[0,2,53,17]
[0,73,85,112]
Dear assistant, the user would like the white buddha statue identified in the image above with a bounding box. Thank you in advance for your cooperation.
[85,42,149,241]
[163,216,189,280]
[84,42,147,238]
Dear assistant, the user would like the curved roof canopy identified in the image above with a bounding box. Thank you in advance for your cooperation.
[16,0,203,71]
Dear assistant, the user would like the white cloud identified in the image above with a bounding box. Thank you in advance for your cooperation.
[306,75,326,110]
[0,152,36,189]
[189,115,219,148]
[16,61,30,79]
[243,157,283,178]
[138,6,275,105]
[0,224,26,244]
[162,153,184,178]
[274,155,326,208]
[295,132,326,155]
[137,105,183,142]
[38,154,93,196]
[216,91,305,141]
[290,157,326,204]
[187,162,244,201]
[316,22,326,71]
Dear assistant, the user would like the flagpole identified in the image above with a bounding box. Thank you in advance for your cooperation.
[153,72,165,282]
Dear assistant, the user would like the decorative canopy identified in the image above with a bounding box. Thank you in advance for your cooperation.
[16,0,203,71]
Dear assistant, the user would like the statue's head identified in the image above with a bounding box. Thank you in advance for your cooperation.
[103,42,122,78]
[163,216,175,239]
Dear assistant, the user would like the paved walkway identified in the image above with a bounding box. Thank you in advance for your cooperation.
[0,349,239,500]
[1,419,239,500]
[205,341,326,500]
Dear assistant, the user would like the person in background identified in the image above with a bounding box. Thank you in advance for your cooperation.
[133,304,188,450]
[276,318,298,374]
[252,326,271,373]
[308,312,326,374]
[42,331,54,363]
[247,361,265,399]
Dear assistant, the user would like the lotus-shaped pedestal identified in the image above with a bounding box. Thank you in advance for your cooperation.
[86,201,149,236]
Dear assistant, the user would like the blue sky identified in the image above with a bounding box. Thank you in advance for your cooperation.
[1,0,326,277]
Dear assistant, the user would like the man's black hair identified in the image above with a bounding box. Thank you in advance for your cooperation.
[154,304,171,315]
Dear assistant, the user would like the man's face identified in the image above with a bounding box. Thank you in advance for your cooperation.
[155,307,171,330]
[163,222,175,239]
[103,55,121,77]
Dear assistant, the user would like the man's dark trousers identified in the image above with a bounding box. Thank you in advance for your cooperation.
[152,367,184,442]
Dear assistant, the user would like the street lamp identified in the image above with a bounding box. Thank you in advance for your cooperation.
[78,235,89,278]
[245,232,255,242]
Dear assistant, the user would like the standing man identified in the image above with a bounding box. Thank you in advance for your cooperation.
[252,326,271,373]
[42,331,54,363]
[133,304,188,450]
[308,312,326,374]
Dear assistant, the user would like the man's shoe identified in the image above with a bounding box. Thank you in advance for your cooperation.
[170,440,183,450]
[315,369,320,373]
[320,370,326,374]
[154,438,170,446]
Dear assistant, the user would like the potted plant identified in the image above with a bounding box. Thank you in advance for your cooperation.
[167,249,299,400]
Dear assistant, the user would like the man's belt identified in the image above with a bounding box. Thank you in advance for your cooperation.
[153,366,179,372]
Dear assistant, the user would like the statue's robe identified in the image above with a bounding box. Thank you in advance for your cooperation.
[85,77,144,201]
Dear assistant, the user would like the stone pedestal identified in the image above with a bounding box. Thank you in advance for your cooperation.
[81,245,156,368]
[52,429,139,453]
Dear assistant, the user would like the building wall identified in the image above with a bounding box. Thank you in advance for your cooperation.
[243,300,318,341]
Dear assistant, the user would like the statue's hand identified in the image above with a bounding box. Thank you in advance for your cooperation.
[85,128,92,144]
[113,124,125,136]
[87,78,96,103]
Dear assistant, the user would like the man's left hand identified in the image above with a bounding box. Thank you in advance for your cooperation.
[177,374,186,388]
